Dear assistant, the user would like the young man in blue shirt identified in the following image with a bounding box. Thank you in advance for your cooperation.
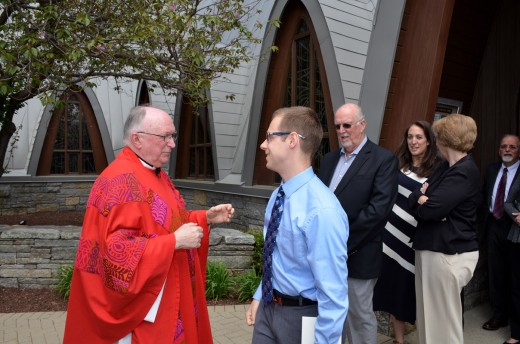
[246,106,349,344]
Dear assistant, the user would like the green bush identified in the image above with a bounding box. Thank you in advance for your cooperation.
[55,264,74,299]
[246,229,264,276]
[235,269,261,303]
[54,260,258,303]
[205,261,233,301]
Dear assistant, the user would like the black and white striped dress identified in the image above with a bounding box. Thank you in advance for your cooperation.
[373,169,427,324]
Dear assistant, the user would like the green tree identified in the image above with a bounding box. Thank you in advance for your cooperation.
[0,0,265,176]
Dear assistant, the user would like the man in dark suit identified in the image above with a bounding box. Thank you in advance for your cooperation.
[318,103,398,344]
[482,134,520,331]
[503,163,520,344]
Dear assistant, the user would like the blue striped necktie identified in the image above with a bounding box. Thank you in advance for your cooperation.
[261,186,285,306]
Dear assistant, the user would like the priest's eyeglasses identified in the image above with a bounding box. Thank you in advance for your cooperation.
[137,131,178,143]
[266,131,306,142]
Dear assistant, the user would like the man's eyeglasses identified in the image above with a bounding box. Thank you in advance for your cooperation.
[500,144,518,150]
[137,131,178,143]
[266,131,306,142]
[334,119,362,130]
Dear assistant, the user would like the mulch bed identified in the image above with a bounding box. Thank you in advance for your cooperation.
[0,287,240,313]
[0,287,69,313]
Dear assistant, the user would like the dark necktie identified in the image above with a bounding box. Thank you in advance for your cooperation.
[493,167,508,219]
[262,186,285,306]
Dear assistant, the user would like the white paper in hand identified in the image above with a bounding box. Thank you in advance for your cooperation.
[301,316,341,344]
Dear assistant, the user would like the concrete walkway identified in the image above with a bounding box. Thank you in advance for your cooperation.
[0,303,509,343]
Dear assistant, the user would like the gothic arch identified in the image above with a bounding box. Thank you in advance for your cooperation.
[170,92,217,180]
[28,86,113,176]
[248,0,337,185]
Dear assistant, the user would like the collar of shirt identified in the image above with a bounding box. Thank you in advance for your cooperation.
[279,167,315,199]
[502,159,520,178]
[138,157,161,175]
[340,135,367,160]
[139,159,155,170]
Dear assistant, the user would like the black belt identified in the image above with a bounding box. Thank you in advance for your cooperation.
[272,289,317,307]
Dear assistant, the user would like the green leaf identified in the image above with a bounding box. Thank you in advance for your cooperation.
[76,13,91,26]
[0,85,9,95]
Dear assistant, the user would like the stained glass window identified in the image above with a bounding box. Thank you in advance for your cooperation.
[284,20,331,173]
[37,91,107,175]
[253,1,335,185]
[176,104,215,180]
[48,94,95,174]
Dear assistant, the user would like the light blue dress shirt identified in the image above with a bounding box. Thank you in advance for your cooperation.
[490,160,520,212]
[328,136,367,192]
[253,167,349,344]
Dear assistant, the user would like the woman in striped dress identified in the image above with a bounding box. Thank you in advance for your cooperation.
[373,121,437,344]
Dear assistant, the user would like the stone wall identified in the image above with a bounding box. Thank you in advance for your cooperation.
[180,188,267,232]
[0,225,254,289]
[0,226,78,288]
[0,182,92,215]
[0,181,269,233]
[208,227,255,272]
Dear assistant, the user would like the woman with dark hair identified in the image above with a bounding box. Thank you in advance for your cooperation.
[373,121,437,344]
[409,114,480,344]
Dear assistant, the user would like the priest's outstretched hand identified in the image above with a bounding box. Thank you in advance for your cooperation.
[206,203,234,225]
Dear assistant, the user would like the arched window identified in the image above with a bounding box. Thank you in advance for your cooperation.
[253,0,336,185]
[37,91,108,175]
[175,101,215,180]
[137,81,150,105]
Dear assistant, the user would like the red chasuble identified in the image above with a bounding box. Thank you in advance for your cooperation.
[63,147,213,344]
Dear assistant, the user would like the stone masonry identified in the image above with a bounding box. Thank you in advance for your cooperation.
[0,225,254,289]
[0,225,79,289]
[0,181,269,233]
[0,182,92,215]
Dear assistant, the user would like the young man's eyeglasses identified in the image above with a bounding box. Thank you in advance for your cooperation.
[137,131,178,143]
[266,131,306,142]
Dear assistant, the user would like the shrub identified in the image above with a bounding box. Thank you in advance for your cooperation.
[205,261,233,301]
[246,229,264,276]
[235,269,261,303]
[55,264,74,299]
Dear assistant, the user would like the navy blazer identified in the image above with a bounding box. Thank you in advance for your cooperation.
[318,139,398,279]
[505,168,520,219]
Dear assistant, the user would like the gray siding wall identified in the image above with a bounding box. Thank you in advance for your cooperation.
[320,0,376,104]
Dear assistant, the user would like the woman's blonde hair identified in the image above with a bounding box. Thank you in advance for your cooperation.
[432,114,477,153]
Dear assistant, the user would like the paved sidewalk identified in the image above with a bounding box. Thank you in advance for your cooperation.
[0,303,510,343]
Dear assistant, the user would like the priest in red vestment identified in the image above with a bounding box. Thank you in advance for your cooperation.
[63,106,234,344]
